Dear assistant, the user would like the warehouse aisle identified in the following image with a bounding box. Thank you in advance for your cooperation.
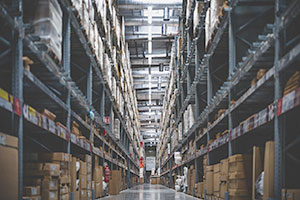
[99,184,198,200]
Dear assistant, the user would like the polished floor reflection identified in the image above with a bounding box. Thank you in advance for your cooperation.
[99,184,198,200]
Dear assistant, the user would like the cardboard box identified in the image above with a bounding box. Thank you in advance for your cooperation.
[0,132,18,200]
[39,152,70,162]
[213,171,220,192]
[220,158,229,181]
[60,184,69,194]
[24,186,41,196]
[80,189,87,200]
[71,157,77,192]
[229,179,248,189]
[79,175,87,189]
[42,177,58,191]
[263,141,275,200]
[282,189,300,200]
[60,193,69,200]
[24,163,60,176]
[220,182,228,198]
[74,191,80,200]
[80,161,87,175]
[109,170,121,195]
[206,171,214,195]
[229,161,245,173]
[42,190,58,200]
[60,175,71,184]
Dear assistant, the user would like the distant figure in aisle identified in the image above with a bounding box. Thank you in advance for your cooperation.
[104,162,110,195]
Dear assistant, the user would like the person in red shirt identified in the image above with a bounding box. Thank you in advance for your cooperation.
[104,162,110,195]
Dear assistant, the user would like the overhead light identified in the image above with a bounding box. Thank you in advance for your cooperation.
[147,6,152,24]
[163,7,170,21]
[162,24,167,36]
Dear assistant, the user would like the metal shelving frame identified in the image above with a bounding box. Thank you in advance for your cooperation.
[159,0,300,198]
[0,0,141,199]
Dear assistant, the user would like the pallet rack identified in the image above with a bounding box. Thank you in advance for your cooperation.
[0,0,141,199]
[158,0,300,198]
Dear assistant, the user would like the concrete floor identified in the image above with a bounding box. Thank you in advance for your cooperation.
[99,184,198,200]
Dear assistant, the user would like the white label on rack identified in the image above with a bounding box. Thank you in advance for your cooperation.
[71,133,76,143]
[42,115,48,129]
[48,119,56,133]
[23,104,29,120]
[268,104,275,121]
[282,90,295,113]
[0,135,6,145]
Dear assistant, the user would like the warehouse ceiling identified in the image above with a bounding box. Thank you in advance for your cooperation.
[117,0,182,147]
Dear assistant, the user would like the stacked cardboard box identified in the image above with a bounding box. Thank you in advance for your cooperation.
[93,165,104,198]
[284,71,300,96]
[282,189,300,200]
[188,166,195,195]
[228,154,252,200]
[213,163,221,197]
[39,153,71,200]
[251,69,267,87]
[109,170,121,195]
[0,133,18,200]
[72,121,82,136]
[220,158,229,199]
[32,0,62,62]
[24,152,72,200]
[206,165,214,196]
[193,1,204,36]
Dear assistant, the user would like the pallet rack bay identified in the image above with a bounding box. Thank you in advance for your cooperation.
[0,0,142,199]
[158,0,300,199]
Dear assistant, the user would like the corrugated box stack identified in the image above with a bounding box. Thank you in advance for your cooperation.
[228,154,252,200]
[93,164,104,198]
[32,0,62,62]
[213,163,221,198]
[188,165,195,195]
[193,1,204,36]
[220,158,229,199]
[23,152,71,200]
[109,170,121,195]
[0,133,18,200]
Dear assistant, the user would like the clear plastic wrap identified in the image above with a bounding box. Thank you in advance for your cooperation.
[255,171,264,199]
[33,0,62,61]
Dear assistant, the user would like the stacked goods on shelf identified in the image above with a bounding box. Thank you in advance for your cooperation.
[205,0,228,48]
[93,163,104,198]
[205,7,211,48]
[188,165,195,195]
[23,152,71,200]
[210,0,226,33]
[228,154,252,200]
[193,1,204,36]
[32,0,62,62]
[284,71,300,96]
[0,133,18,200]
[281,189,300,200]
[206,165,214,197]
[220,158,229,199]
[80,155,92,199]
[213,163,221,198]
[186,0,194,26]
[251,69,267,86]
[72,121,82,136]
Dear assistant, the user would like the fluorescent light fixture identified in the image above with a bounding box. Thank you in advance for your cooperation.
[147,6,152,24]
